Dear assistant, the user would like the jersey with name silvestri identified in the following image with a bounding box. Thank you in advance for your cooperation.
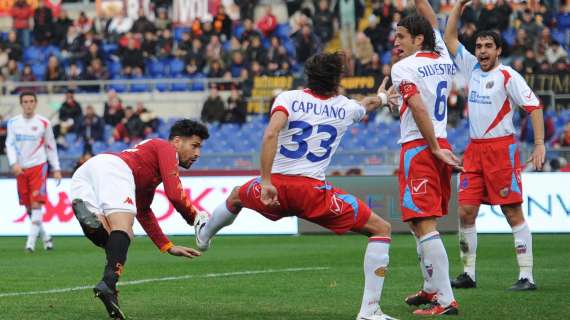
[391,29,456,144]
[451,43,542,139]
[270,89,366,181]
[5,114,60,170]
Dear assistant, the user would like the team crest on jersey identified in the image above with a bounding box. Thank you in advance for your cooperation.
[499,187,510,198]
[31,126,38,131]
[329,194,344,215]
[411,178,428,194]
[486,81,494,89]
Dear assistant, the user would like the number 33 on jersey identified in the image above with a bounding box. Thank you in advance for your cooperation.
[270,89,367,180]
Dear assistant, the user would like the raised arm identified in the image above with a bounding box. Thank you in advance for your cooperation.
[444,0,470,56]
[414,0,438,28]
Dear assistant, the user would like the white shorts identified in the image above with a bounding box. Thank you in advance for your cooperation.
[71,154,137,216]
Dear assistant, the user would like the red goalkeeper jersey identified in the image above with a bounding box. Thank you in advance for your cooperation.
[117,139,196,252]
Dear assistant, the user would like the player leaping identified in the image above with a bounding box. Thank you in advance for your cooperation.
[444,0,544,291]
[6,91,62,252]
[195,52,398,320]
[390,0,463,315]
[71,120,208,319]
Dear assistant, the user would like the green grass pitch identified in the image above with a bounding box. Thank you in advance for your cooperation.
[1,234,568,319]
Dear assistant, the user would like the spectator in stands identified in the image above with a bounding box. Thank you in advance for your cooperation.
[75,11,93,34]
[546,40,569,64]
[372,0,396,30]
[520,9,543,41]
[142,31,158,58]
[58,89,83,136]
[175,31,193,58]
[364,15,385,54]
[201,85,226,123]
[206,35,223,62]
[86,58,109,80]
[556,123,570,147]
[201,20,216,44]
[520,111,555,144]
[223,36,244,66]
[523,49,539,74]
[512,58,525,75]
[239,68,253,97]
[236,0,257,20]
[136,102,159,136]
[213,5,232,41]
[478,1,511,32]
[10,0,33,47]
[245,36,267,64]
[266,36,288,65]
[121,37,145,74]
[185,59,201,78]
[191,17,203,38]
[154,7,172,31]
[343,48,356,76]
[132,8,155,34]
[250,60,265,77]
[447,84,466,128]
[103,91,125,127]
[16,64,36,93]
[207,59,225,78]
[83,43,105,67]
[225,87,247,125]
[257,6,277,37]
[113,106,145,143]
[240,18,262,43]
[511,29,532,58]
[45,55,65,92]
[0,46,7,72]
[65,63,83,92]
[61,26,85,63]
[360,53,382,76]
[0,115,6,155]
[4,31,22,62]
[293,25,320,64]
[313,0,334,43]
[53,9,73,46]
[33,1,53,44]
[461,0,482,25]
[186,38,205,70]
[108,12,133,41]
[157,29,174,59]
[278,60,292,76]
[354,32,374,72]
[230,51,246,77]
[80,105,104,153]
[2,59,20,84]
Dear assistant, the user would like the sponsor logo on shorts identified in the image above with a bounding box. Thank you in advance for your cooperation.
[329,194,344,215]
[486,81,494,89]
[374,267,387,277]
[499,187,510,198]
[516,244,527,254]
[411,178,428,194]
[123,197,134,205]
[253,183,262,198]
[460,177,468,191]
[425,264,433,278]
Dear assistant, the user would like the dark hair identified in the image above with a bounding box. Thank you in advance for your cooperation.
[304,52,345,96]
[169,119,210,140]
[397,15,436,52]
[19,91,37,103]
[474,30,502,49]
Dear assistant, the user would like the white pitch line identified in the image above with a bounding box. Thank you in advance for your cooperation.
[0,267,330,298]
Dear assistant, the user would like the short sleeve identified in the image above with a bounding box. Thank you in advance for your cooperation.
[391,62,420,102]
[451,43,479,81]
[270,92,291,118]
[505,68,542,113]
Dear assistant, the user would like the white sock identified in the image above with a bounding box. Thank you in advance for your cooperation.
[359,237,390,316]
[512,222,534,283]
[412,232,436,293]
[459,225,477,281]
[39,224,51,242]
[420,231,455,307]
[199,202,238,240]
[26,223,41,249]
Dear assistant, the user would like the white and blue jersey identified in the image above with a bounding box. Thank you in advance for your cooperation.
[270,89,366,180]
[451,44,541,139]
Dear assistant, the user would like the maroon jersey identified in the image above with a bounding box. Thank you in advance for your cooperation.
[117,139,196,252]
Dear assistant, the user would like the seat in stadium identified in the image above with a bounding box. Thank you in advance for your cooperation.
[108,60,122,77]
[169,59,185,76]
[154,75,171,92]
[108,76,128,93]
[31,63,46,79]
[130,76,150,92]
[149,59,167,77]
[92,141,108,154]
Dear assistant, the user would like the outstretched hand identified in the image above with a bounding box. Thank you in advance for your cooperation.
[168,245,202,259]
[433,149,464,172]
[377,77,399,112]
[260,181,280,208]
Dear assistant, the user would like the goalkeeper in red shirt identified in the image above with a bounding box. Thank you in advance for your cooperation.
[71,119,209,319]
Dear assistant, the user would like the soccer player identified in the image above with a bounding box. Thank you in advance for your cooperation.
[195,52,397,320]
[390,0,463,315]
[71,119,208,319]
[6,91,61,252]
[444,0,545,291]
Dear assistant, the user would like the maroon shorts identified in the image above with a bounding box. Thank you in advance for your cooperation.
[398,139,452,222]
[17,162,48,207]
[239,174,372,234]
[458,135,523,206]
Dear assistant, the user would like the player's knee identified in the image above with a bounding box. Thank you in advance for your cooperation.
[501,204,524,226]
[226,187,243,214]
[368,213,391,237]
[459,205,478,225]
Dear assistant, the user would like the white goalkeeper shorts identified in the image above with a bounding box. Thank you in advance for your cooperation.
[70,154,137,216]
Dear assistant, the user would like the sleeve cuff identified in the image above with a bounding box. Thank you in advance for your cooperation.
[271,106,289,117]
[160,242,174,253]
[523,105,542,113]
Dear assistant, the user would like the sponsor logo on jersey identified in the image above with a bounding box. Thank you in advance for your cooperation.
[486,81,494,89]
[411,178,428,194]
[31,126,38,131]
[123,197,134,205]
[469,91,492,105]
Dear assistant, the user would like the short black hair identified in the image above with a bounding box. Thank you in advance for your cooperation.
[304,52,345,96]
[474,30,502,49]
[397,15,436,52]
[169,119,210,140]
[19,91,37,103]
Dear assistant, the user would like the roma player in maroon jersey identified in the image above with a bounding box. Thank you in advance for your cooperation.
[70,119,209,319]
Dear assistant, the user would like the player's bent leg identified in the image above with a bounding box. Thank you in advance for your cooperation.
[72,199,109,248]
[196,186,242,251]
[408,218,458,315]
[452,205,479,289]
[94,212,134,320]
[352,213,397,320]
[501,204,536,291]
